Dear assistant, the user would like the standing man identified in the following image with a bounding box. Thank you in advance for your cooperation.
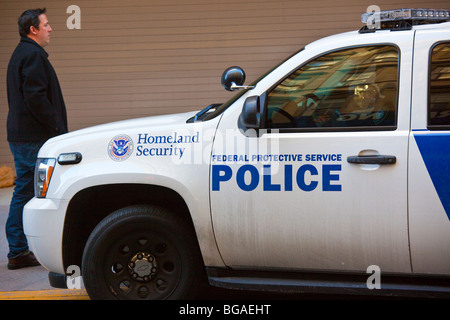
[6,8,68,269]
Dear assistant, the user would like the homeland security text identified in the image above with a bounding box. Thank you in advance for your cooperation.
[136,132,200,159]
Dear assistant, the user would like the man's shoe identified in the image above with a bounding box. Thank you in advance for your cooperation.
[7,250,40,270]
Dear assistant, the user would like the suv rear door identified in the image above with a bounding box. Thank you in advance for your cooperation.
[409,26,450,276]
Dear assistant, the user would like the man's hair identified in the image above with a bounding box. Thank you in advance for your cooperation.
[18,8,46,37]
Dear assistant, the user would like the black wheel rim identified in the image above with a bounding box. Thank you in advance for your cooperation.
[102,229,182,299]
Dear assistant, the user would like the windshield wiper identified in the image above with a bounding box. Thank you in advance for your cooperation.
[187,103,222,123]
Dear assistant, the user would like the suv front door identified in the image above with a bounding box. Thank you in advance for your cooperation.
[211,33,414,274]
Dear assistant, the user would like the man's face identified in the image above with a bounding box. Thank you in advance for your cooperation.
[30,14,52,47]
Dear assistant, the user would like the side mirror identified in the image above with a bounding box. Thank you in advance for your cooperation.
[221,66,254,91]
[239,96,261,129]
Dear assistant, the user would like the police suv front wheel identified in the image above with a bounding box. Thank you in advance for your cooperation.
[81,205,206,300]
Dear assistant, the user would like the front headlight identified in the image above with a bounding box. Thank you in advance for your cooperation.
[35,158,56,198]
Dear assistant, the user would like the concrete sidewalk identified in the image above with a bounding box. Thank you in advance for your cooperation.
[0,186,89,299]
[0,186,52,292]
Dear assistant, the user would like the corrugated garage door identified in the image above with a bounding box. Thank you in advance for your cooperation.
[0,0,449,168]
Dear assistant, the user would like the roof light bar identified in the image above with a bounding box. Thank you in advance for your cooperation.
[362,8,450,25]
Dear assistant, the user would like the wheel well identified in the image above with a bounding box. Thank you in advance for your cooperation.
[62,184,192,272]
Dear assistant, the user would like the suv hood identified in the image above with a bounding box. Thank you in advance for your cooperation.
[44,111,198,146]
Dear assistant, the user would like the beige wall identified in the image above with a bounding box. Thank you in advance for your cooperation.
[1,0,449,169]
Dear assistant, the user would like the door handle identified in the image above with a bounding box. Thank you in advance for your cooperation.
[347,155,396,164]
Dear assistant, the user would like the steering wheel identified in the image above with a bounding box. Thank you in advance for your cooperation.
[298,93,321,110]
[269,107,296,125]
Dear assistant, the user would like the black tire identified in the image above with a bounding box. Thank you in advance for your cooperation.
[82,205,206,300]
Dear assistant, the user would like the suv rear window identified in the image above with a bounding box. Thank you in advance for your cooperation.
[429,42,450,129]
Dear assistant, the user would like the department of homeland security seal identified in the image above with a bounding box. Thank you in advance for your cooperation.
[108,134,133,161]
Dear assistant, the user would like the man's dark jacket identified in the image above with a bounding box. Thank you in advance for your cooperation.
[7,37,68,142]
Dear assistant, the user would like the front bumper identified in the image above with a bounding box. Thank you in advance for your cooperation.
[23,197,69,275]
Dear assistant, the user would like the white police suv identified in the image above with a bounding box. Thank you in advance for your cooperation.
[24,8,450,299]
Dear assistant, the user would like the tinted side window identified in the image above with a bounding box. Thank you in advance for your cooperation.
[429,42,450,129]
[266,45,399,130]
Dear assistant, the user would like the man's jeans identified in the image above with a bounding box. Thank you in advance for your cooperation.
[6,142,43,259]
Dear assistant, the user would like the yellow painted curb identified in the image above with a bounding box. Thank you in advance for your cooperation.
[0,289,90,300]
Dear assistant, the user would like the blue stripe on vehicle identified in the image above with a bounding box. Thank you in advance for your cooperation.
[414,133,450,221]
